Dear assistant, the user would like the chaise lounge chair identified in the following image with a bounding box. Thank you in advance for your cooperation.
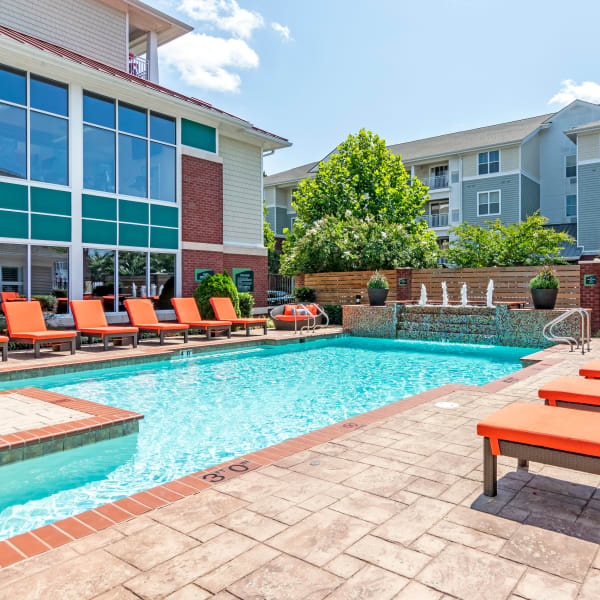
[538,376,600,411]
[70,300,138,350]
[3,300,77,358]
[580,361,600,379]
[171,298,231,339]
[0,292,26,303]
[124,298,189,344]
[209,297,267,336]
[478,402,600,496]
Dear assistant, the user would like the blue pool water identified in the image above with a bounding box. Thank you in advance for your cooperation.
[0,337,536,540]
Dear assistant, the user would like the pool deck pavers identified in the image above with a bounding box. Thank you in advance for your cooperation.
[1,338,600,598]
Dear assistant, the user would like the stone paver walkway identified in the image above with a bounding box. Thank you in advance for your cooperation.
[0,393,91,436]
[1,342,600,599]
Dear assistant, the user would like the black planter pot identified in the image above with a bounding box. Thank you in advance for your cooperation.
[368,288,389,306]
[531,288,558,310]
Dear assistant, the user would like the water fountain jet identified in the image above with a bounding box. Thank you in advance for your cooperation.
[441,281,449,307]
[486,279,495,308]
[418,284,428,306]
[460,283,468,306]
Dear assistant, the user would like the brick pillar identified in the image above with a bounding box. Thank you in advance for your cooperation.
[395,268,412,301]
[223,254,268,308]
[181,250,223,297]
[580,262,600,333]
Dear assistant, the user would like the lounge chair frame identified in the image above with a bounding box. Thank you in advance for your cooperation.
[0,340,7,362]
[482,437,600,497]
[77,331,138,350]
[31,336,77,359]
[151,327,189,345]
[201,324,231,339]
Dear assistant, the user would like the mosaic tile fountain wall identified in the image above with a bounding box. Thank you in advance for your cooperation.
[343,304,589,348]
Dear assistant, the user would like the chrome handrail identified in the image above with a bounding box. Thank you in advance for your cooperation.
[542,308,591,354]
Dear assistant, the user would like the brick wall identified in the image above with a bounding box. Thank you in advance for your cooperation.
[395,269,412,301]
[580,262,600,333]
[182,155,223,245]
[223,253,268,308]
[181,250,223,297]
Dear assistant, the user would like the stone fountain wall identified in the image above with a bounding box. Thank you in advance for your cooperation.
[343,304,589,348]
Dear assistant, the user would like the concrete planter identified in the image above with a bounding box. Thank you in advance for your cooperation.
[367,288,389,306]
[531,288,558,310]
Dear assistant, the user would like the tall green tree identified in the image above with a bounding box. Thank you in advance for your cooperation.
[445,214,574,267]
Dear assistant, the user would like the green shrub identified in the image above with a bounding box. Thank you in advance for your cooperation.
[238,292,255,318]
[295,286,316,302]
[33,295,57,312]
[530,266,560,289]
[52,288,67,298]
[367,271,389,289]
[193,273,239,319]
[323,304,342,325]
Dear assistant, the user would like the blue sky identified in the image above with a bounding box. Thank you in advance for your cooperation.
[149,0,600,175]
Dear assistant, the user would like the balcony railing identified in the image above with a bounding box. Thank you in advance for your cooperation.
[422,174,449,189]
[420,213,449,228]
[128,55,148,80]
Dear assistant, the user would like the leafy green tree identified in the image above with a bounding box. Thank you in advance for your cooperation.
[445,213,574,267]
[280,214,438,275]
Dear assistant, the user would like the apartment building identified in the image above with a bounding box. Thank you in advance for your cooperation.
[264,100,600,258]
[0,0,289,317]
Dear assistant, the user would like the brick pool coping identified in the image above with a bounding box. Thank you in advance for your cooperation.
[0,388,143,466]
[0,346,563,569]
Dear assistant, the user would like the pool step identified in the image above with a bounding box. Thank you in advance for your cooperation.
[398,313,496,327]
[396,328,497,344]
[396,320,496,335]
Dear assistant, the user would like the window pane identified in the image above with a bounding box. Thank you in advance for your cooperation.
[118,134,147,197]
[489,203,500,214]
[30,112,68,185]
[84,126,115,192]
[31,245,69,314]
[478,193,488,205]
[150,113,175,144]
[150,252,175,309]
[0,244,26,295]
[566,194,577,217]
[490,191,499,203]
[118,103,146,136]
[0,104,26,179]
[30,76,68,116]
[83,92,115,128]
[489,150,499,162]
[478,153,488,164]
[478,163,488,175]
[0,66,26,105]
[83,248,115,312]
[118,251,147,308]
[566,155,577,167]
[150,142,175,202]
[566,165,577,178]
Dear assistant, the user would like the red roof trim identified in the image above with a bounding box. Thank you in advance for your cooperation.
[0,25,288,143]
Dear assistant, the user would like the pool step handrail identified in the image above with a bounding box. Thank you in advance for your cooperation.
[298,303,329,335]
[542,308,591,354]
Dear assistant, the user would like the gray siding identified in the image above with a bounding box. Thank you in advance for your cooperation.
[462,174,520,226]
[266,207,276,233]
[275,207,292,235]
[578,162,600,252]
[521,175,540,220]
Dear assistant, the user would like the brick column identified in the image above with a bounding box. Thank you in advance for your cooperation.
[395,268,412,301]
[580,262,600,333]
[181,250,224,297]
[223,254,268,308]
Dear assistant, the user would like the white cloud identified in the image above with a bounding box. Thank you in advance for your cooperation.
[179,0,264,39]
[160,32,259,92]
[549,79,600,106]
[271,22,292,41]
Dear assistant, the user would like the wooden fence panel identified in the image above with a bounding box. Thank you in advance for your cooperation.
[304,270,398,305]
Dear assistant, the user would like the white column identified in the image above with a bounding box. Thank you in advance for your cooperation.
[70,84,84,300]
[146,31,159,84]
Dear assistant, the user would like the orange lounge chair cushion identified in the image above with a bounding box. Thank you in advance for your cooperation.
[228,318,267,325]
[580,361,600,379]
[79,326,138,335]
[171,298,230,327]
[135,323,189,331]
[283,304,318,316]
[477,402,600,457]
[180,320,231,328]
[0,336,8,342]
[275,315,315,322]
[11,331,77,340]
[538,376,600,406]
[4,301,77,340]
[210,297,266,324]
[70,299,109,329]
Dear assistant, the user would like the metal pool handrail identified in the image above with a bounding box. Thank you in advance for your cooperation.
[542,308,591,354]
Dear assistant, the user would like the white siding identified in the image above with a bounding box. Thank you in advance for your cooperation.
[2,0,127,69]
[219,135,263,246]
[501,146,519,171]
[578,132,600,162]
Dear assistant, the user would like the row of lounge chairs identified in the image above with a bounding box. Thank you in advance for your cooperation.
[0,297,268,360]
[478,363,600,497]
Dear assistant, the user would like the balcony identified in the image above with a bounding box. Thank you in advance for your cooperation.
[420,213,449,228]
[422,174,449,190]
[128,54,149,80]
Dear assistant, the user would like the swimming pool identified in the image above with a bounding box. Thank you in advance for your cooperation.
[0,337,536,540]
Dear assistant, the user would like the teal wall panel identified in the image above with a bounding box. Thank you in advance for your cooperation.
[181,119,216,153]
[150,204,178,228]
[0,210,28,239]
[0,181,27,212]
[82,219,117,245]
[119,199,149,224]
[31,214,71,242]
[119,223,149,247]
[150,226,178,249]
[31,187,71,216]
[83,194,117,221]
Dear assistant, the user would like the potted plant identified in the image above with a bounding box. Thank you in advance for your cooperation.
[367,271,389,306]
[530,266,559,310]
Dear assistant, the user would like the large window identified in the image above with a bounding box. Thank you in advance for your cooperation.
[477,190,501,216]
[83,249,115,311]
[0,244,26,294]
[566,155,577,178]
[83,92,176,202]
[566,194,577,217]
[478,150,500,175]
[0,66,69,185]
[151,252,175,309]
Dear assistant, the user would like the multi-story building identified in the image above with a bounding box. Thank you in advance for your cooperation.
[265,100,600,259]
[0,0,289,317]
